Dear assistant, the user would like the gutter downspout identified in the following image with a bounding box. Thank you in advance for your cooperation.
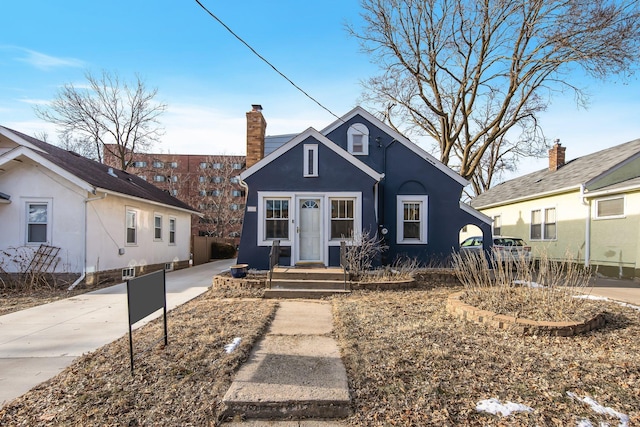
[68,191,107,290]
[580,184,591,268]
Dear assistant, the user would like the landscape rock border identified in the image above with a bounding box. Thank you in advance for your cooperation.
[446,291,606,336]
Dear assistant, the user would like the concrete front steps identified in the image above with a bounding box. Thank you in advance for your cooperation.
[264,267,351,299]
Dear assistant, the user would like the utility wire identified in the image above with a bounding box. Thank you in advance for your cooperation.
[193,0,344,122]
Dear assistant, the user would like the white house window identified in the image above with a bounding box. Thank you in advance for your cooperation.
[493,215,502,236]
[126,209,137,245]
[595,196,624,219]
[347,123,369,155]
[169,217,176,244]
[265,199,289,240]
[26,202,49,244]
[154,214,162,240]
[330,199,354,239]
[530,207,556,240]
[303,144,319,177]
[396,195,428,244]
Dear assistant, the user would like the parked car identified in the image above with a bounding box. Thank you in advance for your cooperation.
[460,235,532,264]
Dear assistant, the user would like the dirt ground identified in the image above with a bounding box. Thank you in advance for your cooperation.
[1,284,639,426]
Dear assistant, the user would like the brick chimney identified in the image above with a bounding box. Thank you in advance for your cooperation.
[549,140,566,171]
[246,104,267,168]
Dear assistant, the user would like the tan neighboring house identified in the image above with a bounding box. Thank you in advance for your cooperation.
[470,140,640,278]
[0,126,198,286]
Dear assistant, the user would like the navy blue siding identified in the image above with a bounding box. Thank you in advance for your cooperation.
[237,135,379,270]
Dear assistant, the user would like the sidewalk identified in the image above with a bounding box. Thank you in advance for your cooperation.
[222,300,351,423]
[0,259,235,407]
[589,276,640,306]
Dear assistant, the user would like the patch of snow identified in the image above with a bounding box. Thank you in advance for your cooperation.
[476,398,533,417]
[567,392,629,427]
[224,337,242,353]
[513,280,544,288]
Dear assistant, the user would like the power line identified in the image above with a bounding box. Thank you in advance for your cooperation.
[193,0,343,122]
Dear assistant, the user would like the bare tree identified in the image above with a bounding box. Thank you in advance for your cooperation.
[34,70,167,169]
[190,155,245,239]
[350,0,640,194]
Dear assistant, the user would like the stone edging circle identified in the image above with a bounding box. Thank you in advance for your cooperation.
[446,291,606,336]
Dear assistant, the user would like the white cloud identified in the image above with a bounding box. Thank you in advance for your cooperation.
[13,47,84,70]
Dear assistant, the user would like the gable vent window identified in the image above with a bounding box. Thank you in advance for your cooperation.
[595,196,624,219]
[303,144,318,177]
[347,123,369,155]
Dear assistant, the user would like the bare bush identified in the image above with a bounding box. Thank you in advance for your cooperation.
[452,249,596,322]
[342,230,388,280]
[360,256,420,283]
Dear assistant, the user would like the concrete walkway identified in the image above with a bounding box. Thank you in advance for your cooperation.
[222,300,351,423]
[0,259,235,407]
[589,276,640,306]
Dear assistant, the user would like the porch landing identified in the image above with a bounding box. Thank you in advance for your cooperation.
[265,267,350,299]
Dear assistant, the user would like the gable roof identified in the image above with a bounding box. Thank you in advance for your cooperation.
[0,126,198,213]
[471,138,640,209]
[321,106,469,187]
[241,127,384,182]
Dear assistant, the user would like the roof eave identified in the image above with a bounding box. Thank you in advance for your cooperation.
[472,184,582,210]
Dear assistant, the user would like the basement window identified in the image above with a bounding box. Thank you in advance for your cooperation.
[122,267,135,280]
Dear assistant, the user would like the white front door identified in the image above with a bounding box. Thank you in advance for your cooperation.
[297,198,322,263]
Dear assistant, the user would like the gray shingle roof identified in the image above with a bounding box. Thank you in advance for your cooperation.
[471,138,640,208]
[2,126,197,213]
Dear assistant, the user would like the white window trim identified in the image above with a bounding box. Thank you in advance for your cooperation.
[24,199,52,245]
[529,206,557,241]
[169,217,177,245]
[492,214,502,236]
[347,123,369,155]
[257,192,362,247]
[396,195,428,244]
[303,144,319,177]
[126,207,138,246]
[328,196,360,243]
[594,196,625,220]
[257,192,293,246]
[154,213,163,241]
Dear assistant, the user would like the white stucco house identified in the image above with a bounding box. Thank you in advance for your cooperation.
[0,126,199,287]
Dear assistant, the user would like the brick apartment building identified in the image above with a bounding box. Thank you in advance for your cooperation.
[103,145,246,242]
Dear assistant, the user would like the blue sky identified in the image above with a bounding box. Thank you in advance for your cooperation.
[2,0,639,178]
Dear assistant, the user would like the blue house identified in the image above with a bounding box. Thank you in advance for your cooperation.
[237,105,491,270]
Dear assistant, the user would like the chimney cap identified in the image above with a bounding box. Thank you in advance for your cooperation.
[251,104,263,112]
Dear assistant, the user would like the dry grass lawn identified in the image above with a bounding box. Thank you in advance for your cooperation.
[1,284,639,426]
[333,288,640,426]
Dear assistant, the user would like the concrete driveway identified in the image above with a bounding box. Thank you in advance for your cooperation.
[589,276,640,306]
[0,259,235,407]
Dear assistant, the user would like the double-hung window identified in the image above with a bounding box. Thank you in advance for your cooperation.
[493,215,502,236]
[397,195,428,244]
[154,214,163,240]
[126,209,137,245]
[330,199,354,239]
[26,201,49,244]
[265,199,289,240]
[530,207,556,240]
[169,217,176,244]
[347,123,369,155]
